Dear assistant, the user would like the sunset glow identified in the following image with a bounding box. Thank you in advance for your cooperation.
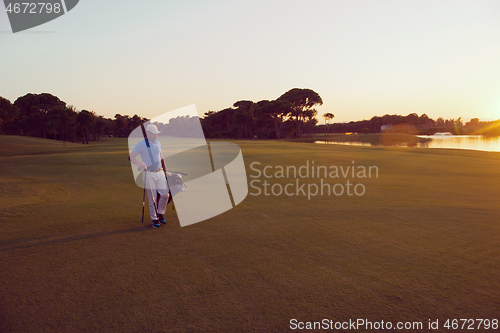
[1,1,500,123]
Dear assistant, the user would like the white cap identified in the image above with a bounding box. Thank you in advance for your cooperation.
[146,124,160,134]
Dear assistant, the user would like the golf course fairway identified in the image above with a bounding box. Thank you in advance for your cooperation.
[1,135,499,332]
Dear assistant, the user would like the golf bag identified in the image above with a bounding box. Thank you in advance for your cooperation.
[162,172,187,209]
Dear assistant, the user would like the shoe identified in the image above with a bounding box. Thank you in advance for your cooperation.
[158,214,166,225]
[152,220,160,228]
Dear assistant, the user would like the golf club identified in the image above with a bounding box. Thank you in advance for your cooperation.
[144,168,159,218]
[138,123,161,225]
[166,170,188,176]
[141,184,146,223]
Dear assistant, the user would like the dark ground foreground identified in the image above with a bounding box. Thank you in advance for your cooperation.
[0,136,499,332]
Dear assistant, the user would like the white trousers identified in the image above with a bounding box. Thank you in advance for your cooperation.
[143,171,169,220]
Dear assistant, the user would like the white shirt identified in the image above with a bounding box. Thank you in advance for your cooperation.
[132,138,162,169]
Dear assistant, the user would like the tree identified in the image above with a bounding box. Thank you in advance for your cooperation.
[278,88,323,138]
[322,112,335,136]
[405,113,419,125]
[13,93,66,138]
[233,100,254,139]
[130,115,144,131]
[77,110,95,144]
[0,97,19,133]
[94,116,107,141]
[199,88,324,139]
[275,100,294,139]
[303,115,318,138]
[113,114,128,137]
[200,108,236,138]
[465,118,481,134]
[436,117,445,128]
[253,100,276,139]
[47,105,77,142]
[200,111,218,138]
[218,108,235,137]
[302,108,318,137]
[454,117,464,134]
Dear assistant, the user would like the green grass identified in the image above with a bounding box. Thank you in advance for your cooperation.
[1,135,499,332]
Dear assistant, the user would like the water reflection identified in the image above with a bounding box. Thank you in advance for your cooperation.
[316,135,500,152]
[416,135,500,152]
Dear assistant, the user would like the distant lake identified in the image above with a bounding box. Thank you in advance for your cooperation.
[416,135,500,152]
[316,135,500,152]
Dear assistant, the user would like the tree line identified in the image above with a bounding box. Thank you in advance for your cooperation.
[2,90,498,143]
[0,87,324,143]
[319,113,500,136]
[0,93,148,144]
[201,88,323,139]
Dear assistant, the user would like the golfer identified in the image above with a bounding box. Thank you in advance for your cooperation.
[130,124,169,228]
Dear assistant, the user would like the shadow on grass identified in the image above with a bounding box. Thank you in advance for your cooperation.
[0,225,151,253]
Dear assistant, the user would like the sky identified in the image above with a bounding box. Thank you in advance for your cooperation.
[1,0,500,123]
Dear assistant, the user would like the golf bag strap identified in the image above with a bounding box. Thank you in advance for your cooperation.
[161,159,167,173]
